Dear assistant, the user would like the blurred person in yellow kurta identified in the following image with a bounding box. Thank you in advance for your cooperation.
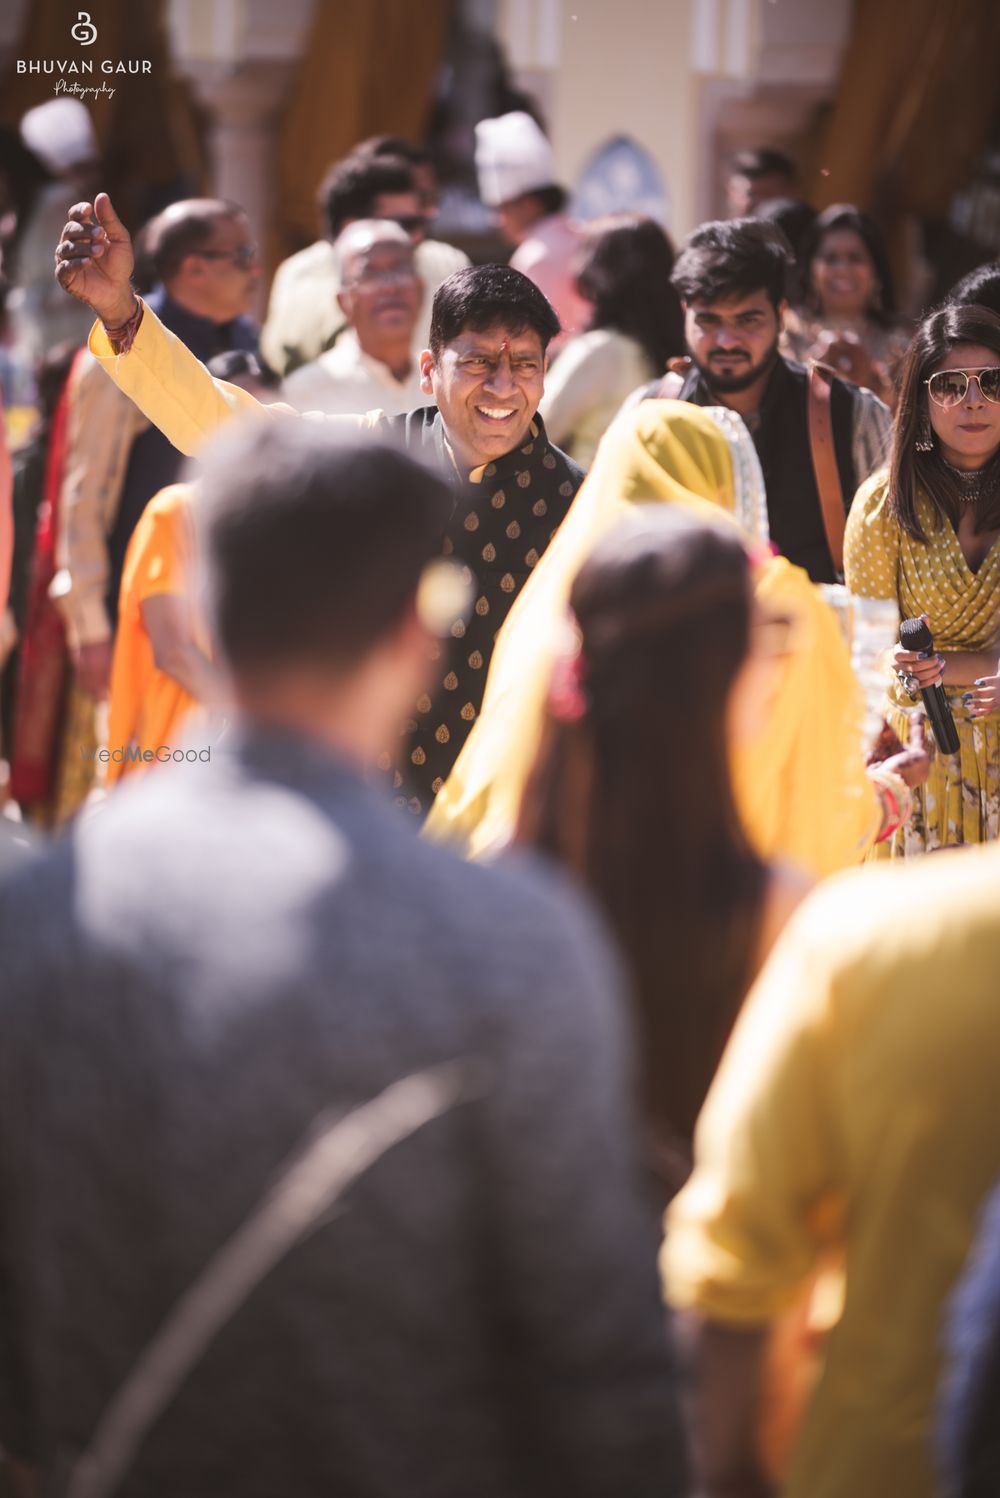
[663,841,1000,1498]
[427,399,905,879]
[106,482,223,785]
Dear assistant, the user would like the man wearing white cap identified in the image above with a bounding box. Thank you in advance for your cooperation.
[9,100,101,367]
[475,111,589,355]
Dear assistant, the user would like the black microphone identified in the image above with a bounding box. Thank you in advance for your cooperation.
[899,616,961,755]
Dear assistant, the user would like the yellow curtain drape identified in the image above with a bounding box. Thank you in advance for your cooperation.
[276,0,451,257]
[808,0,1000,219]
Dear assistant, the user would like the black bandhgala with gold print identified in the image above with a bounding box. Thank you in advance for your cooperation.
[375,406,584,817]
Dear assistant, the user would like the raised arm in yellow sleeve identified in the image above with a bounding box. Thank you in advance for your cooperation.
[54,193,366,458]
[87,306,297,458]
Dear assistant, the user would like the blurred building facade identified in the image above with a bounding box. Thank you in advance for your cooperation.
[494,0,853,235]
[1,0,999,310]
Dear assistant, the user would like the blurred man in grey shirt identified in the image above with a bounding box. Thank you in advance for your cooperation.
[0,422,686,1498]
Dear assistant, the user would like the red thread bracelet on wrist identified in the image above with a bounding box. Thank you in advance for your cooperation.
[103,295,143,354]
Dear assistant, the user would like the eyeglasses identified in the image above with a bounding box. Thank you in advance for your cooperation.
[195,243,259,271]
[346,263,419,289]
[924,366,1000,408]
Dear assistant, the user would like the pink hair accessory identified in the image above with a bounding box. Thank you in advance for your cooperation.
[548,622,588,724]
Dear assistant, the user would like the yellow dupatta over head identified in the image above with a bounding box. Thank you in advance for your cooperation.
[426,400,877,876]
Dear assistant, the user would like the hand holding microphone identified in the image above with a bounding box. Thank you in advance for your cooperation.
[894,616,960,755]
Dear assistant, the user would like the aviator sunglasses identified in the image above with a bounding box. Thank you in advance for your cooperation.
[924,366,1000,408]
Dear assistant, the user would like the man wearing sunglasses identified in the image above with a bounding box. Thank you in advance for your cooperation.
[262,147,469,378]
[51,198,259,733]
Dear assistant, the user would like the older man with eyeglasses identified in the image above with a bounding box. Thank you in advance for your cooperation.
[283,220,431,418]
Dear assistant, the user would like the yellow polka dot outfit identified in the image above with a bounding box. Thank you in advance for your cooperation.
[845,472,1000,852]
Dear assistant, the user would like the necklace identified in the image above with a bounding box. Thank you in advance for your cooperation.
[941,456,1000,504]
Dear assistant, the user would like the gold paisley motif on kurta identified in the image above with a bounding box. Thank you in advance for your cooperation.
[399,419,584,816]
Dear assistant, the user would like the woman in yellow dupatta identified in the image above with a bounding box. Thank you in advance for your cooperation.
[426,400,882,877]
[846,303,1000,853]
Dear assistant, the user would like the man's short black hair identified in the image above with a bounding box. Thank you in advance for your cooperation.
[319,154,417,240]
[361,134,432,170]
[201,424,450,679]
[946,260,1000,320]
[730,148,796,182]
[671,219,793,311]
[428,263,561,357]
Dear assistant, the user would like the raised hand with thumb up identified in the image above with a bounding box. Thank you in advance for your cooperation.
[54,192,137,329]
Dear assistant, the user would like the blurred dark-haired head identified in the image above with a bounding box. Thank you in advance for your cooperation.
[517,507,765,1150]
[139,199,243,282]
[567,510,753,720]
[890,302,1000,541]
[672,218,792,312]
[134,199,260,321]
[318,153,421,242]
[946,261,1000,321]
[575,214,683,372]
[727,148,797,217]
[801,203,897,325]
[354,135,438,218]
[200,423,450,690]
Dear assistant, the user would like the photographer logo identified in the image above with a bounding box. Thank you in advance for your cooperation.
[16,11,152,99]
[70,12,97,46]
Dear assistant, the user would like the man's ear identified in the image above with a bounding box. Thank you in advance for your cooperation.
[336,289,351,319]
[418,349,435,396]
[776,298,788,332]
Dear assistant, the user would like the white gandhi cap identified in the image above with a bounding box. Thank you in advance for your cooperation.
[21,98,99,175]
[475,111,558,208]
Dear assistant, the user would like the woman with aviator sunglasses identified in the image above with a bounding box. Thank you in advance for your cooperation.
[846,302,1000,853]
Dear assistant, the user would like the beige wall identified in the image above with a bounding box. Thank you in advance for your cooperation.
[496,0,854,238]
[498,0,699,237]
